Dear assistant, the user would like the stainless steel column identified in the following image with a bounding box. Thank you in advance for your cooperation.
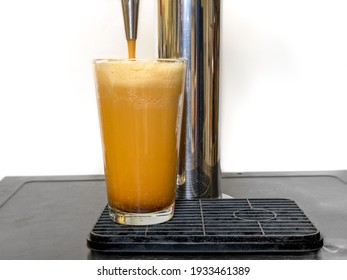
[158,0,221,198]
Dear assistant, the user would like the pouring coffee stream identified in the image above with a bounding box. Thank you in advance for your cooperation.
[127,39,136,59]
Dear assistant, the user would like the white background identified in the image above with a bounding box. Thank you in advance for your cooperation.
[1,0,347,180]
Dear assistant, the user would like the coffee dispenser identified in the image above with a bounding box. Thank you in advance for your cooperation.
[122,0,222,199]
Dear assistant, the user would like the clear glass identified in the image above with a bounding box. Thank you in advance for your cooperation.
[93,58,187,225]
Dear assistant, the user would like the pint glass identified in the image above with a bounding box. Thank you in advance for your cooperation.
[93,58,187,225]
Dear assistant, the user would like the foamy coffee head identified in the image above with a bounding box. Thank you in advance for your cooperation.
[94,58,186,89]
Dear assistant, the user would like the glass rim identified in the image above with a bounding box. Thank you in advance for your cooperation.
[93,57,187,64]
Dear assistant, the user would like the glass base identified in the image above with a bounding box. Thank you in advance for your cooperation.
[108,203,175,226]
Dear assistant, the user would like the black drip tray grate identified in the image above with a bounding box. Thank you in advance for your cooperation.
[87,199,323,253]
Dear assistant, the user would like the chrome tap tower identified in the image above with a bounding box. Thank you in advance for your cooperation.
[158,0,222,198]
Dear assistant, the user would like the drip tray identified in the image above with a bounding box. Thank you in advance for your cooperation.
[87,198,323,253]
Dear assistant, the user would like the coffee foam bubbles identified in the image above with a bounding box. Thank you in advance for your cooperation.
[94,59,186,108]
[95,59,185,89]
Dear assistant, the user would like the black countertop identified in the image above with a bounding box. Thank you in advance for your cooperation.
[1,171,347,259]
